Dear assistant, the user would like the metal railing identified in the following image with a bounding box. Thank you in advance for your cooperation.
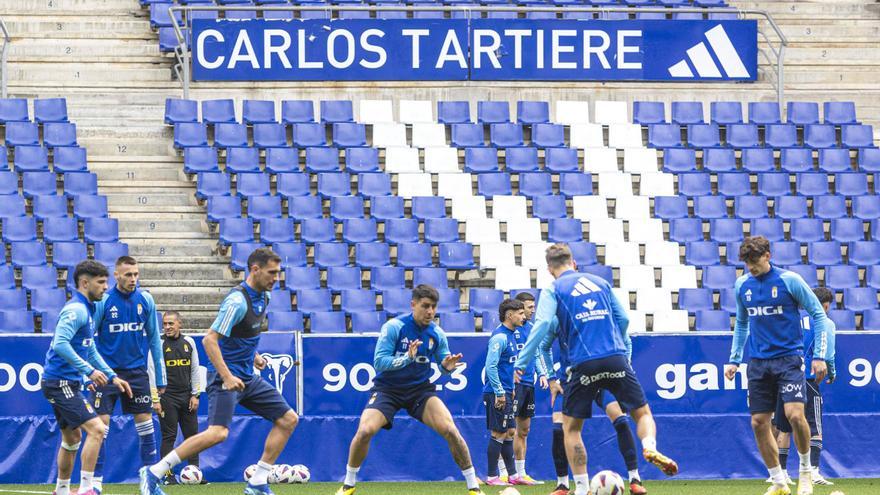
[0,17,10,99]
[167,5,788,105]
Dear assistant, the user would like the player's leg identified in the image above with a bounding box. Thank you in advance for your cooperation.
[55,428,81,495]
[550,411,569,495]
[604,398,644,494]
[133,412,160,468]
[805,381,830,485]
[79,416,109,494]
[511,383,539,484]
[561,414,590,495]
[483,392,514,485]
[421,396,482,494]
[775,356,812,495]
[178,400,201,468]
[747,358,791,494]
[157,397,179,483]
[336,408,387,494]
[771,394,795,486]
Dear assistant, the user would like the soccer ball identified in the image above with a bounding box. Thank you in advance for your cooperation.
[290,464,310,483]
[179,465,202,485]
[243,464,258,482]
[499,488,521,495]
[269,464,293,484]
[590,470,625,495]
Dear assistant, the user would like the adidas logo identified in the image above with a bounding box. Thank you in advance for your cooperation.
[668,25,750,79]
[570,277,602,297]
[582,299,598,311]
[744,289,752,301]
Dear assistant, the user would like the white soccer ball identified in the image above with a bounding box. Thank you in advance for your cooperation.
[499,488,521,495]
[269,464,293,484]
[290,464,310,484]
[179,465,202,485]
[590,470,625,495]
[243,464,258,482]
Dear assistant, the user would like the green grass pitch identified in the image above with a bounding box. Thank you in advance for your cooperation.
[2,480,880,495]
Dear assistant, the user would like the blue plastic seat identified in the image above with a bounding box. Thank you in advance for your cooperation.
[274,173,309,199]
[2,217,37,243]
[850,241,880,266]
[548,218,583,243]
[530,195,565,221]
[815,194,848,220]
[677,173,711,196]
[20,265,57,292]
[22,172,56,198]
[633,101,665,124]
[710,102,743,125]
[201,99,236,124]
[300,218,335,244]
[173,122,208,148]
[196,172,230,200]
[517,101,549,124]
[566,242,597,266]
[451,124,484,147]
[843,288,878,312]
[864,309,880,330]
[83,218,118,243]
[409,197,445,221]
[333,123,367,147]
[71,195,107,219]
[371,267,405,291]
[649,124,682,148]
[219,218,255,246]
[808,241,842,265]
[31,288,66,313]
[751,218,785,241]
[685,241,721,266]
[734,195,769,219]
[296,289,332,314]
[532,124,564,148]
[165,98,198,124]
[425,218,459,244]
[827,310,856,330]
[769,241,802,265]
[0,98,29,122]
[794,173,828,197]
[370,196,404,221]
[671,102,704,125]
[341,218,376,244]
[694,196,727,219]
[748,102,781,125]
[341,289,378,314]
[206,196,241,223]
[818,148,851,173]
[267,311,304,332]
[438,242,475,269]
[787,102,820,125]
[757,173,790,197]
[356,243,391,268]
[478,101,510,124]
[462,147,498,174]
[694,310,731,331]
[63,172,98,198]
[183,147,219,174]
[0,288,28,311]
[243,100,276,124]
[438,312,475,332]
[382,289,413,315]
[330,196,364,221]
[412,267,447,289]
[326,266,363,292]
[397,242,433,268]
[709,218,744,242]
[826,264,860,290]
[678,288,714,313]
[867,266,880,289]
[260,218,296,244]
[717,173,750,197]
[385,218,419,244]
[52,146,88,173]
[854,196,880,220]
[780,148,814,173]
[214,123,248,149]
[687,124,721,148]
[477,173,512,197]
[357,173,391,198]
[726,124,759,148]
[490,124,524,148]
[44,123,78,148]
[0,310,34,332]
[32,196,67,221]
[703,148,737,172]
[790,218,824,243]
[0,194,26,218]
[702,265,737,290]
[350,311,387,332]
[765,124,798,148]
[578,264,613,285]
[824,102,857,125]
[93,242,128,268]
[314,242,350,268]
[774,196,808,220]
[236,173,270,198]
[317,172,351,197]
[34,98,67,123]
[830,218,865,243]
[306,147,341,173]
[805,125,838,149]
[519,173,553,197]
[281,100,315,124]
[13,145,49,173]
[292,123,327,148]
[320,100,354,123]
[225,147,261,174]
[505,147,539,172]
[718,288,737,313]
[267,289,294,313]
[0,171,16,196]
[269,242,306,268]
[11,241,47,267]
[836,173,869,196]
[253,123,288,149]
[346,148,380,174]
[438,101,471,124]
[559,173,593,197]
[654,196,689,220]
[544,147,578,173]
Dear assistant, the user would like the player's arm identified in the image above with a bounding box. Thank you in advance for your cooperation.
[726,277,750,379]
[514,286,558,371]
[485,334,507,397]
[373,320,412,371]
[185,336,201,394]
[206,292,248,390]
[537,316,559,379]
[608,286,632,361]
[51,305,101,378]
[144,294,167,388]
[433,329,460,374]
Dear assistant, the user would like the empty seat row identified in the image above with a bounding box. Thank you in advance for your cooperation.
[1,217,119,243]
[667,217,880,244]
[663,147,878,174]
[655,195,880,221]
[0,172,98,197]
[648,123,873,149]
[1,240,127,268]
[0,195,109,220]
[634,101,861,126]
[3,145,90,173]
[0,98,69,124]
[676,172,877,198]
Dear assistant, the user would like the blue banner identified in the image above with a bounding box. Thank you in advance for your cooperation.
[191,18,758,82]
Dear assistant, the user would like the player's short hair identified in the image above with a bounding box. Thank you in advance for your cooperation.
[499,298,525,322]
[73,260,109,287]
[247,247,281,270]
[115,255,137,267]
[812,287,834,305]
[514,291,535,303]
[163,310,182,324]
[412,284,439,304]
[739,236,771,263]
[545,243,573,269]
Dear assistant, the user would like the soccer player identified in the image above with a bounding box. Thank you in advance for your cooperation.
[335,285,485,495]
[141,248,299,495]
[91,256,166,491]
[515,243,678,495]
[772,287,837,487]
[723,236,834,495]
[42,260,132,495]
[484,298,526,486]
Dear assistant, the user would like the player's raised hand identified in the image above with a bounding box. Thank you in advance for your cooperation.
[223,374,246,392]
[407,339,423,359]
[254,353,267,371]
[494,394,506,410]
[113,377,133,398]
[723,364,739,381]
[811,359,827,384]
[441,353,463,371]
[89,369,108,387]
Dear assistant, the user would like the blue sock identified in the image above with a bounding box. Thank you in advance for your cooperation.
[613,416,638,472]
[487,437,503,477]
[135,420,159,466]
[501,439,516,477]
[779,447,789,469]
[810,440,822,469]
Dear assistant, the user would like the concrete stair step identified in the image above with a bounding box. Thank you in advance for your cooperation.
[9,63,170,83]
[121,231,212,240]
[126,239,218,257]
[1,0,144,15]
[9,39,161,62]
[139,264,232,281]
[141,279,236,288]
[2,18,153,39]
[737,2,877,19]
[119,218,205,232]
[110,207,205,215]
[78,140,173,157]
[92,169,182,181]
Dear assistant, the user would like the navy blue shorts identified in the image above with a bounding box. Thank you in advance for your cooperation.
[92,367,152,415]
[563,354,647,420]
[206,372,292,427]
[42,379,98,430]
[365,383,437,429]
[747,355,806,414]
[513,383,536,419]
[595,389,621,411]
[773,379,822,436]
[483,392,515,433]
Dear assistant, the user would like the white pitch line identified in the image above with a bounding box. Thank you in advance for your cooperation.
[0,490,128,495]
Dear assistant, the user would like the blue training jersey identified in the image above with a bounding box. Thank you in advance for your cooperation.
[515,270,631,373]
[372,313,452,390]
[513,320,545,386]
[801,314,837,380]
[43,291,116,382]
[208,283,268,378]
[484,324,518,396]
[729,265,833,364]
[94,287,166,387]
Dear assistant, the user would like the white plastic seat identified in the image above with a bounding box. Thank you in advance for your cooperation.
[384,146,421,173]
[358,99,394,124]
[437,173,473,198]
[643,241,681,267]
[555,101,591,125]
[623,148,659,173]
[572,195,608,221]
[372,123,407,147]
[638,173,676,196]
[478,242,516,269]
[465,218,501,243]
[399,100,434,124]
[594,101,629,125]
[652,310,689,333]
[612,288,632,309]
[412,123,448,148]
[587,218,624,244]
[570,124,604,148]
[507,218,543,244]
[598,172,634,198]
[451,195,486,220]
[396,173,433,199]
[661,265,698,289]
[583,147,619,173]
[627,310,647,333]
[520,242,552,268]
[608,124,644,149]
[536,268,554,289]
[618,265,656,290]
[603,241,641,266]
[627,218,665,243]
[491,195,528,222]
[423,147,460,173]
[615,195,651,220]
[636,288,673,313]
[496,266,532,291]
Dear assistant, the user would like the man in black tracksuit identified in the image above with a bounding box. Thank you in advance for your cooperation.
[152,310,201,483]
